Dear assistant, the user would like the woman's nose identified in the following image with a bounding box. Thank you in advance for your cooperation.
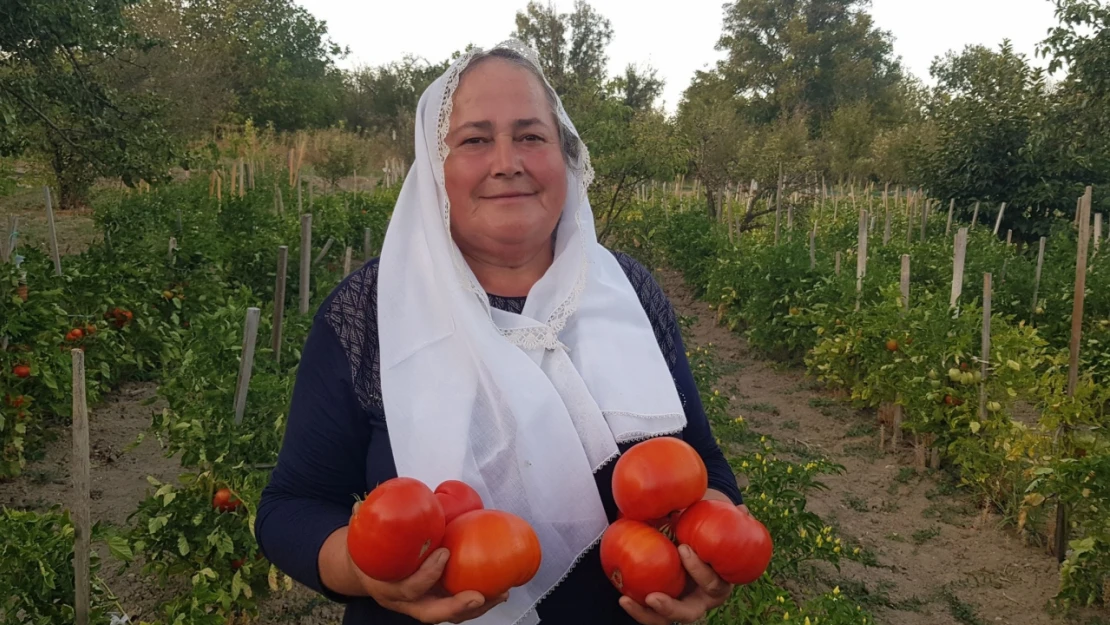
[490,137,522,178]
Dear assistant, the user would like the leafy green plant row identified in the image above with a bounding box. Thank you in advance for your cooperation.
[616,195,1110,609]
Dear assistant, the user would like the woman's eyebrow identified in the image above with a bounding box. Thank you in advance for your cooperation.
[453,118,549,134]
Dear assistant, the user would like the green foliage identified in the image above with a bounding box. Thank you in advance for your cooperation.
[513,0,613,96]
[0,0,178,207]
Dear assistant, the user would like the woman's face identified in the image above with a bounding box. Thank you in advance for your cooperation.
[444,58,568,267]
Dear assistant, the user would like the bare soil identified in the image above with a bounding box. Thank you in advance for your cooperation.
[657,267,1107,625]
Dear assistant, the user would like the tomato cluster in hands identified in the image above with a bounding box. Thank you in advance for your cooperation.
[602,436,773,607]
[347,477,542,600]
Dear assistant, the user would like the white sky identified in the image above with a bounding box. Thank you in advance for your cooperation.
[298,0,1061,113]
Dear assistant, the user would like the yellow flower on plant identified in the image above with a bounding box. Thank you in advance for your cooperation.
[784,613,790,621]
[777,595,785,603]
[853,547,860,555]
[834,546,841,553]
[787,466,793,474]
[832,586,840,596]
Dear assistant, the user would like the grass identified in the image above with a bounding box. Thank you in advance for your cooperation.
[845,421,876,437]
[912,526,942,545]
[827,578,926,613]
[941,586,985,625]
[842,441,884,462]
[736,400,780,415]
[843,493,870,513]
[780,419,799,430]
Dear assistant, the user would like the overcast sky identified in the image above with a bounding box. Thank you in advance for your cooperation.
[298,0,1061,113]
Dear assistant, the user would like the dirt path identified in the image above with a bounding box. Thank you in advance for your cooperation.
[657,267,1092,625]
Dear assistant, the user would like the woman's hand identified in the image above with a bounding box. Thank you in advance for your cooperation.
[618,544,733,625]
[348,502,509,624]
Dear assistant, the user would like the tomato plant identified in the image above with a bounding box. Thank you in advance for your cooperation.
[441,509,542,598]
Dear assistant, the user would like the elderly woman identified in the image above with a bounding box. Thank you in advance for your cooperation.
[256,41,747,625]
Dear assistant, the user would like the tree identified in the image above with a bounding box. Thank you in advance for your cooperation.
[713,0,903,131]
[675,80,748,220]
[608,64,665,111]
[512,0,613,96]
[0,0,177,208]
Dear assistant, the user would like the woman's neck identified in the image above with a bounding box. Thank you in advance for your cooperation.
[461,241,554,298]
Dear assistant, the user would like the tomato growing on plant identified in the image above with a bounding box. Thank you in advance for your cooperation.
[212,487,241,512]
[12,364,31,379]
[441,509,542,598]
[347,477,445,582]
[885,339,899,352]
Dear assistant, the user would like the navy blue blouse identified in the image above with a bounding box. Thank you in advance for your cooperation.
[255,250,743,624]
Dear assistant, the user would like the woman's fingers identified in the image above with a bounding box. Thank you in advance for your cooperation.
[677,544,731,599]
[389,548,451,602]
[618,595,675,625]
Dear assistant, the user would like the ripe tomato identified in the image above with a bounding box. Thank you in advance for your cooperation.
[4,394,25,408]
[66,328,84,342]
[347,477,445,582]
[12,364,30,379]
[212,487,241,512]
[612,436,707,522]
[85,324,97,335]
[600,518,686,605]
[885,339,899,352]
[231,557,245,570]
[434,480,484,525]
[441,509,542,598]
[674,500,773,585]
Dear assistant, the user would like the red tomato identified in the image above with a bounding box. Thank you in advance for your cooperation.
[12,365,30,379]
[612,436,707,522]
[600,518,686,605]
[441,509,542,598]
[347,477,445,582]
[885,339,899,352]
[434,480,484,525]
[212,487,241,512]
[231,558,245,570]
[85,324,97,335]
[674,500,773,585]
[66,328,84,342]
[4,395,25,408]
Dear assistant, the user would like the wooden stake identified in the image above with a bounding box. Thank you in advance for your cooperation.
[275,185,284,215]
[809,225,816,271]
[44,187,62,276]
[300,214,312,315]
[951,228,968,308]
[979,273,992,424]
[993,202,1006,236]
[167,237,176,261]
[71,349,90,625]
[1095,214,1103,253]
[1069,187,1092,396]
[920,198,929,241]
[343,246,353,276]
[946,199,955,237]
[856,209,869,311]
[835,251,841,276]
[883,205,892,245]
[233,307,261,425]
[297,179,303,213]
[313,237,335,266]
[364,227,372,262]
[971,202,980,228]
[900,254,911,312]
[272,246,288,365]
[1032,237,1047,315]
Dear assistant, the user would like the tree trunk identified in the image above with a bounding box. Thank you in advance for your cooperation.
[705,187,718,220]
[50,140,92,210]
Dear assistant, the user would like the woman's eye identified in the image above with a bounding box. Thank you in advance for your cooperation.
[521,134,544,142]
[461,137,486,145]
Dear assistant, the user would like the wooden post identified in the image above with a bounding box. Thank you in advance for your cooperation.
[834,251,841,276]
[979,273,992,424]
[774,164,783,244]
[1032,237,1047,315]
[364,227,372,262]
[809,225,816,270]
[44,187,62,276]
[920,198,929,241]
[167,237,176,261]
[900,254,911,312]
[233,307,261,425]
[1095,214,1103,253]
[971,202,980,228]
[905,193,914,243]
[275,185,284,215]
[856,209,869,311]
[297,179,303,213]
[239,158,246,198]
[993,202,1006,236]
[343,246,353,276]
[883,204,892,245]
[946,199,955,237]
[313,237,335,266]
[272,246,288,365]
[951,227,968,308]
[1057,187,1092,563]
[300,214,312,315]
[71,348,91,625]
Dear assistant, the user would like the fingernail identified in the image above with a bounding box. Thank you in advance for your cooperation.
[649,597,664,610]
[679,544,692,558]
[467,599,484,609]
[437,550,449,565]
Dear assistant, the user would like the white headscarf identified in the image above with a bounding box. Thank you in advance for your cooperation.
[377,40,686,625]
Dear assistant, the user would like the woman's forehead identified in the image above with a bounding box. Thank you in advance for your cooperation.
[450,58,555,127]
